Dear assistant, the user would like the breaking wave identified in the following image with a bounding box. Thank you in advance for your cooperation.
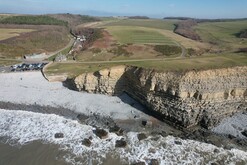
[0,109,247,165]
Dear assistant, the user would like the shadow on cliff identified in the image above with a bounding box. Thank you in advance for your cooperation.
[117,92,169,122]
[62,78,78,91]
[114,67,169,122]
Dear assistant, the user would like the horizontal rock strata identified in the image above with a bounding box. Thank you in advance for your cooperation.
[72,66,247,128]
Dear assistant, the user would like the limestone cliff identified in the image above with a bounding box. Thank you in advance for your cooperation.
[73,66,247,128]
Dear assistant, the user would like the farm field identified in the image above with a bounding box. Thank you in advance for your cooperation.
[0,15,246,76]
[0,28,35,41]
[195,20,247,51]
[102,19,177,30]
[72,18,247,73]
[102,19,210,50]
[106,26,176,45]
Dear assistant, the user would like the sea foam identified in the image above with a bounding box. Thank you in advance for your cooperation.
[0,109,246,165]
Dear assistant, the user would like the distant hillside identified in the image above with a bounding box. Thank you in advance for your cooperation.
[174,19,201,41]
[128,16,149,19]
[164,17,192,20]
[48,14,100,27]
[164,17,247,23]
[0,15,68,26]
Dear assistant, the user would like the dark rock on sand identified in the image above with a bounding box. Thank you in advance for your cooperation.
[109,125,124,136]
[115,139,127,148]
[94,128,108,139]
[142,120,152,127]
[132,162,145,165]
[54,133,64,138]
[150,159,159,165]
[82,138,92,147]
[235,139,247,146]
[213,148,220,153]
[241,130,247,137]
[228,134,236,139]
[137,133,147,141]
[77,114,88,122]
[174,140,182,145]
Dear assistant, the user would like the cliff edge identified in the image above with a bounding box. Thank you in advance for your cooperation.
[72,66,247,128]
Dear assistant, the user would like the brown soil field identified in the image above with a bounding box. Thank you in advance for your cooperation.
[0,24,70,59]
[91,30,116,49]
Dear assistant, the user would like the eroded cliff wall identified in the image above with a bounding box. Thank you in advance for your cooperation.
[73,66,247,128]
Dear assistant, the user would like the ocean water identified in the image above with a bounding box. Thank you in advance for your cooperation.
[0,109,246,165]
[0,142,124,165]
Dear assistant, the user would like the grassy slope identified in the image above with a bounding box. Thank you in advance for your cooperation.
[42,18,247,77]
[45,53,247,78]
[106,26,175,45]
[103,19,209,50]
[0,25,70,59]
[195,20,247,50]
[104,19,177,30]
[0,59,21,67]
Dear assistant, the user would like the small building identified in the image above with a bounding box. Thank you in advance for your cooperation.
[55,54,67,62]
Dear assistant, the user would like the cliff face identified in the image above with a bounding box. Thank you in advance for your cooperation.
[73,66,247,128]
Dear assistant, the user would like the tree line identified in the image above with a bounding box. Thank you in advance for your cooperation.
[0,15,68,26]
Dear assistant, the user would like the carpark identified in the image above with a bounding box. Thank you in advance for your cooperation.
[10,63,48,72]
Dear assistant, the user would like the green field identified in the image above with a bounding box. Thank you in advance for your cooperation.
[106,26,176,45]
[103,19,177,30]
[195,21,247,50]
[45,62,119,78]
[131,53,247,71]
[44,19,247,79]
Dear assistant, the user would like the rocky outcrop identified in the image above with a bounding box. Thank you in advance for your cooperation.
[73,66,247,128]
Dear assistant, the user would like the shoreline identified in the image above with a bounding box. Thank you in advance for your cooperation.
[0,100,246,151]
[0,71,246,164]
[0,108,247,165]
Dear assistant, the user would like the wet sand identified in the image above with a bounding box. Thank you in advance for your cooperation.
[0,141,68,165]
[0,139,125,165]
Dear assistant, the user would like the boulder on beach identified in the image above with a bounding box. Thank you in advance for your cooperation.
[241,130,247,137]
[54,133,64,138]
[94,128,108,139]
[150,159,159,165]
[115,139,127,148]
[82,138,92,147]
[132,162,145,165]
[109,125,124,136]
[142,120,152,127]
[137,133,147,141]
